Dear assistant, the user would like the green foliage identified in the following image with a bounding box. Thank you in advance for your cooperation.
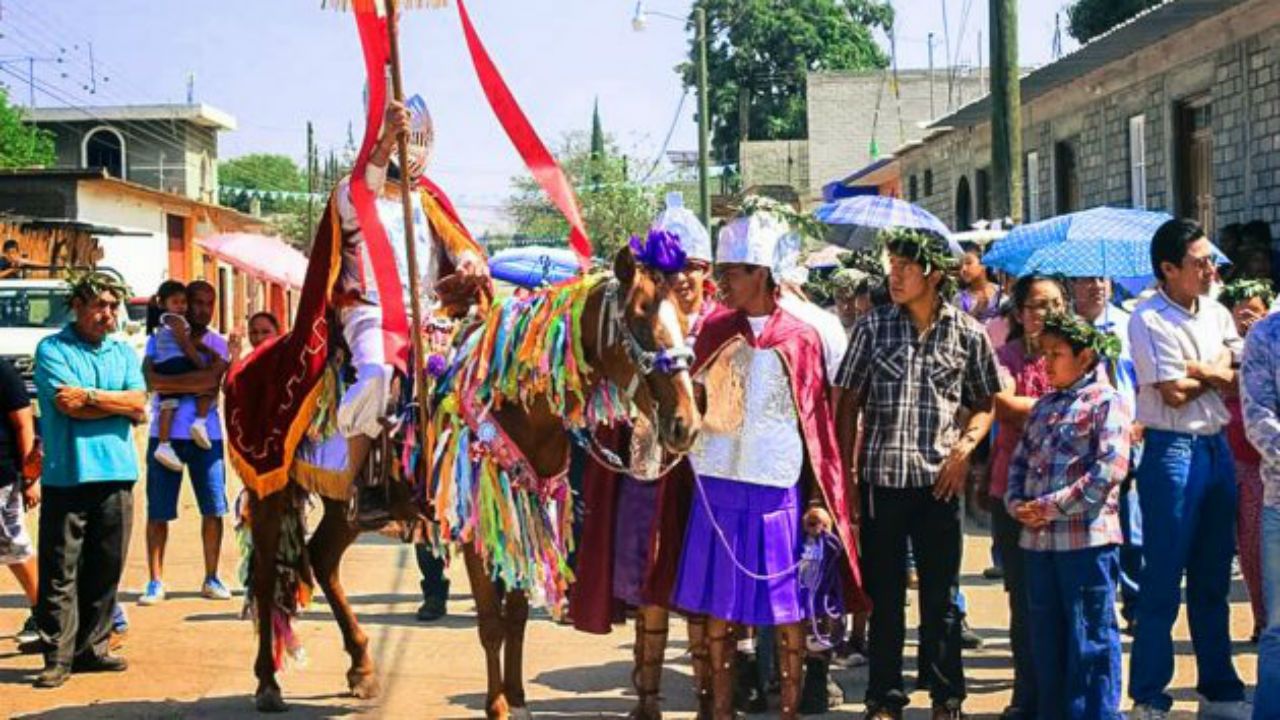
[1065,0,1160,44]
[505,131,661,259]
[684,0,893,164]
[0,89,55,169]
[219,153,307,214]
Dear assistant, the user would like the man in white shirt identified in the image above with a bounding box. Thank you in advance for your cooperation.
[1127,219,1248,720]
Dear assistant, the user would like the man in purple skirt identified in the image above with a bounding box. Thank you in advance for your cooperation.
[671,199,866,719]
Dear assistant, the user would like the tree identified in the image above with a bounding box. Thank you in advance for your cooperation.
[219,153,307,215]
[505,131,659,259]
[684,0,893,165]
[1065,0,1160,44]
[0,89,55,169]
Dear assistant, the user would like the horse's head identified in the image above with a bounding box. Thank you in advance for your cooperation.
[601,246,701,454]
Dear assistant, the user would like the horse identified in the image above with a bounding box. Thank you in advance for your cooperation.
[246,246,701,717]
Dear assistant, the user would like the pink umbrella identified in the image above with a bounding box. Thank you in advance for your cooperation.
[197,233,308,289]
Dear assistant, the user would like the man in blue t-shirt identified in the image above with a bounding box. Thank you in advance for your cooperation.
[32,271,146,688]
[139,280,232,606]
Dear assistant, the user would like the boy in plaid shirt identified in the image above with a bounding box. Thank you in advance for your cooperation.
[1005,312,1132,719]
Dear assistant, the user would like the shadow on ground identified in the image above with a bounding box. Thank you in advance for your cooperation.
[13,695,363,719]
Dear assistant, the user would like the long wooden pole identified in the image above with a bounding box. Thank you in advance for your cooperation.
[384,0,434,465]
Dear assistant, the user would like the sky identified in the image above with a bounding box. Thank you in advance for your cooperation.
[0,0,1077,233]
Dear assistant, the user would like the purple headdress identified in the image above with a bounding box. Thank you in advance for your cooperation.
[629,228,688,274]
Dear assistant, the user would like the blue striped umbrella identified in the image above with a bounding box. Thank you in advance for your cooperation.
[983,207,1175,278]
[813,195,952,250]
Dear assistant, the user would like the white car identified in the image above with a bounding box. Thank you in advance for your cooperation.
[0,274,145,398]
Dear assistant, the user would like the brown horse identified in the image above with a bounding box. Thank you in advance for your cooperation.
[248,247,700,716]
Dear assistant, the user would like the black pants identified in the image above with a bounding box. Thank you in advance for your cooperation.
[415,543,450,603]
[992,501,1036,711]
[36,482,133,667]
[862,484,965,709]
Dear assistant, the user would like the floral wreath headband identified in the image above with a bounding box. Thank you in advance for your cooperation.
[1040,311,1122,362]
[877,226,960,297]
[1219,278,1276,309]
[63,268,132,309]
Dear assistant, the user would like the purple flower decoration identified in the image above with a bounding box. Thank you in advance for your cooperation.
[630,229,688,274]
[426,353,448,379]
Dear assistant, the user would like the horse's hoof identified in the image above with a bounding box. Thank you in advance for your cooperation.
[254,687,289,713]
[348,672,381,700]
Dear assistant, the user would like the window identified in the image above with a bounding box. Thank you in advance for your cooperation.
[908,175,919,202]
[1055,139,1080,214]
[1025,151,1041,221]
[82,126,126,179]
[1129,114,1147,209]
[924,169,934,196]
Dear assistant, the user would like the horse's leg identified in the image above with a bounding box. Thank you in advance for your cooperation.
[250,491,287,713]
[502,590,531,717]
[463,545,510,719]
[309,497,379,699]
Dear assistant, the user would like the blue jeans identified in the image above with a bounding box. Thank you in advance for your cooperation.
[1026,545,1122,720]
[1255,506,1280,718]
[1129,430,1244,710]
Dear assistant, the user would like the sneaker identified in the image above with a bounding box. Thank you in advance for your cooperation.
[153,442,183,472]
[138,580,166,606]
[190,418,213,450]
[960,618,983,650]
[16,613,38,645]
[1198,698,1252,719]
[33,663,70,689]
[1130,704,1169,720]
[202,576,232,600]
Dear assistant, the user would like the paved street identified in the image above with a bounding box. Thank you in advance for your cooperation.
[0,464,1263,719]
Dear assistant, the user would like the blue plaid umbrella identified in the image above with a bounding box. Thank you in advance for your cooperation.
[813,195,952,250]
[983,207,1178,279]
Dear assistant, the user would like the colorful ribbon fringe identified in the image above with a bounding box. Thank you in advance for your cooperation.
[427,275,630,613]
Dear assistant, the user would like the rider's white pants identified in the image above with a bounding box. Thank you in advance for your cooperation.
[337,303,393,440]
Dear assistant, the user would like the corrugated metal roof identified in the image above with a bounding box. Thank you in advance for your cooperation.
[930,0,1248,129]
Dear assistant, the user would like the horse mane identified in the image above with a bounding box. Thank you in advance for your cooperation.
[444,272,627,429]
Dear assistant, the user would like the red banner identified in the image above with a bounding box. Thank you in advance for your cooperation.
[350,6,411,374]
[455,0,594,268]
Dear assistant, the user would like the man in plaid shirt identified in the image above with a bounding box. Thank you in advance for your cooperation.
[836,228,1001,720]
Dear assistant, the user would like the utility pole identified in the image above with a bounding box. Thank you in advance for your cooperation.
[990,0,1022,222]
[977,31,984,92]
[696,5,711,230]
[306,121,315,243]
[927,33,936,119]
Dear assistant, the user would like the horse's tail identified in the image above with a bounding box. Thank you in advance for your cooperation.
[240,487,314,671]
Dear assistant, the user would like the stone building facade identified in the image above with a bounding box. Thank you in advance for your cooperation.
[740,69,985,205]
[898,0,1280,239]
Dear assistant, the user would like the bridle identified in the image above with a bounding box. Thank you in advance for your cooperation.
[599,277,695,399]
[578,276,695,480]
